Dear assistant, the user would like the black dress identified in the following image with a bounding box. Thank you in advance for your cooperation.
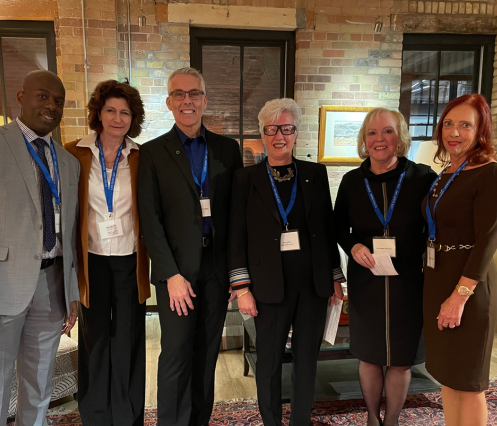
[422,163,497,391]
[334,157,437,366]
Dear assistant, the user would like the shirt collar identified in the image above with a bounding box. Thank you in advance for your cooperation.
[174,124,206,146]
[76,132,139,159]
[16,117,52,146]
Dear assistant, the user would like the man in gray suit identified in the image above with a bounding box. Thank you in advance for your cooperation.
[0,70,80,425]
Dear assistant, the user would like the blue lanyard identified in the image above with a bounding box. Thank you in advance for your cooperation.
[364,171,405,233]
[97,135,124,215]
[426,161,467,241]
[191,144,208,197]
[23,135,60,206]
[266,159,298,231]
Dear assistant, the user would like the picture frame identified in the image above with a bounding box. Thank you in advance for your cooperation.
[318,106,373,165]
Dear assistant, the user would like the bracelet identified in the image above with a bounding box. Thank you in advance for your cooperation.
[237,290,249,299]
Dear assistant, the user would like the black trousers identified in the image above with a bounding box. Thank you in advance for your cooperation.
[156,246,228,426]
[78,253,146,426]
[254,281,328,426]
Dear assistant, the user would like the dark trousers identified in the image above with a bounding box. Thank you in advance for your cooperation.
[254,282,328,426]
[78,253,146,426]
[156,246,228,426]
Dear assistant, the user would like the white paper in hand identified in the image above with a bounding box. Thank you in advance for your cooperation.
[371,253,398,276]
[323,298,343,345]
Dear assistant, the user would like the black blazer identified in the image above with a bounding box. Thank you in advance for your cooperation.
[138,127,243,288]
[228,158,343,304]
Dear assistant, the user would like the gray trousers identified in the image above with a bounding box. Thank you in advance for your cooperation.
[0,259,65,426]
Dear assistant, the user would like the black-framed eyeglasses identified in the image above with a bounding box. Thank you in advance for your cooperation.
[263,124,297,136]
[168,89,205,101]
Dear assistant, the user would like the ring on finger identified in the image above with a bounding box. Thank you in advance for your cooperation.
[451,324,456,328]
[442,323,449,327]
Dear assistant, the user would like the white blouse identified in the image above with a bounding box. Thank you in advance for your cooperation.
[77,133,138,256]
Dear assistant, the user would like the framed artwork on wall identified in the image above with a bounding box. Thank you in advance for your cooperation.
[318,106,373,165]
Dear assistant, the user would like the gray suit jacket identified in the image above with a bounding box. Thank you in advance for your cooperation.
[0,121,80,316]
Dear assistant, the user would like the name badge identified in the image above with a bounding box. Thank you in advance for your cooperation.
[373,236,396,257]
[55,211,60,234]
[281,230,300,252]
[427,244,435,269]
[98,219,123,240]
[200,198,211,217]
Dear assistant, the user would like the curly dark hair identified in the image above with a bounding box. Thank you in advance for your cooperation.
[87,79,145,138]
[434,94,496,166]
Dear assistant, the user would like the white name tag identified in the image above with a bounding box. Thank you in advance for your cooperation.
[281,230,300,251]
[373,237,396,257]
[98,219,123,240]
[55,211,60,234]
[427,245,435,269]
[200,198,211,217]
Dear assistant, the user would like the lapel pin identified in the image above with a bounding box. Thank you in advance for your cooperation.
[176,150,180,154]
[305,179,309,182]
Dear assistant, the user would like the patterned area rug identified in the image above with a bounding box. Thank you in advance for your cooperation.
[6,383,497,425]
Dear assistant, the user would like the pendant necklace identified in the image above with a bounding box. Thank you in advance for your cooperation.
[268,165,294,182]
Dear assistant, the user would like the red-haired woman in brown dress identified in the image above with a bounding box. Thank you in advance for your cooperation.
[423,94,497,426]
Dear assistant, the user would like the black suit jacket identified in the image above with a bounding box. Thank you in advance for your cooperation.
[228,158,343,304]
[138,127,243,288]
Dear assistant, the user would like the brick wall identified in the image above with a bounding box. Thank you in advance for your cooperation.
[56,0,117,142]
[3,0,497,192]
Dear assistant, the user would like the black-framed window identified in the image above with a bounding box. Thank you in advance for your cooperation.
[190,28,295,166]
[0,21,59,141]
[400,34,494,146]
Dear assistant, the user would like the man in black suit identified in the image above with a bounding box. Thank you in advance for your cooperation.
[138,67,243,426]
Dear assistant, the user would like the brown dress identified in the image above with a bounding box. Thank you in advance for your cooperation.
[422,162,497,392]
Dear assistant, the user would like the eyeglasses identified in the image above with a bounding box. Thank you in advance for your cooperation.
[168,89,205,101]
[442,120,475,132]
[263,124,297,136]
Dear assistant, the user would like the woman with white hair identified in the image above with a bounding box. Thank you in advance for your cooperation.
[228,98,345,425]
[334,108,437,426]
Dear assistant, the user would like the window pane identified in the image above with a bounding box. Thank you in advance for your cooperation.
[1,37,48,122]
[440,51,474,75]
[407,79,436,138]
[243,47,281,135]
[202,45,240,135]
[242,138,266,167]
[402,51,438,74]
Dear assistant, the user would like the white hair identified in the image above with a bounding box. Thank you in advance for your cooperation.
[167,67,206,93]
[258,98,302,135]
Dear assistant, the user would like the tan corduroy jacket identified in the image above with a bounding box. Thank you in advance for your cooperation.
[65,134,150,308]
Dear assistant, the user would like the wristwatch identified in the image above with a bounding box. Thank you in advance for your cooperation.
[456,284,474,296]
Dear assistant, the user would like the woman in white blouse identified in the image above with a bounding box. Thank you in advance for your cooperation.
[65,80,150,426]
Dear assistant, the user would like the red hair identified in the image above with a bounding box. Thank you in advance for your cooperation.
[434,94,496,166]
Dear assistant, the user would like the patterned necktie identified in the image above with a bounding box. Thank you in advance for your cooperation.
[33,138,56,251]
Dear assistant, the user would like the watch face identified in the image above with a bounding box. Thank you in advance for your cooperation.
[458,286,470,296]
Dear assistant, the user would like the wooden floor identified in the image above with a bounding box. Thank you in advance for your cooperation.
[73,313,497,407]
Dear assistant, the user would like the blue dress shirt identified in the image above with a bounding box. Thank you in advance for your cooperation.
[174,124,212,237]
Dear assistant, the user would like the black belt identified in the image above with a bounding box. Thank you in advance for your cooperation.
[40,257,60,270]
[434,243,474,252]
[202,237,212,247]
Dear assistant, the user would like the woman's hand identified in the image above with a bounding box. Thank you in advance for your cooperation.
[62,301,78,335]
[237,289,258,317]
[330,281,344,306]
[351,243,375,269]
[437,292,467,330]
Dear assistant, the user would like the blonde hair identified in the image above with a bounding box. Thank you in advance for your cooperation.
[258,98,302,136]
[357,108,411,159]
[167,67,206,93]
